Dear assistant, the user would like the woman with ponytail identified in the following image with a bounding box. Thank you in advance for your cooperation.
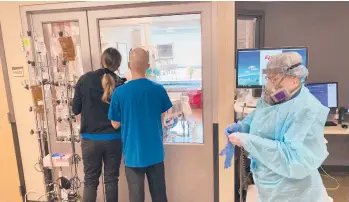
[72,47,126,202]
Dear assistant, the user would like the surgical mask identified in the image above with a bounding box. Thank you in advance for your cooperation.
[264,77,294,104]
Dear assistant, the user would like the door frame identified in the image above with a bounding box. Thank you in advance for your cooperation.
[20,1,174,37]
[20,1,225,202]
[0,23,27,201]
[87,3,214,201]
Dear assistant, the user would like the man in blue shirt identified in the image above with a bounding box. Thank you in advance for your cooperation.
[108,47,172,202]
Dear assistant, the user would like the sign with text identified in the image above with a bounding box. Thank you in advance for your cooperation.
[12,66,24,77]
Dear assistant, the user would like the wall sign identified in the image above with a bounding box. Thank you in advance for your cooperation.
[12,66,24,77]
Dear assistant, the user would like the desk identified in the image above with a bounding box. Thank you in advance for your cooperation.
[323,123,349,172]
[324,124,349,135]
[245,185,333,202]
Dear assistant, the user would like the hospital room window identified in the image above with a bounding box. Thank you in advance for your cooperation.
[237,16,258,49]
[99,14,204,144]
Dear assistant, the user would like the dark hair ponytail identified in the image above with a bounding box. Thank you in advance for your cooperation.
[101,48,121,103]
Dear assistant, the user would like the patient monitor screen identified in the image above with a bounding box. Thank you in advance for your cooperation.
[237,47,308,88]
[307,83,338,108]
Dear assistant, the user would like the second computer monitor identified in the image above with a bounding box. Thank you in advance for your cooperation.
[306,82,338,109]
[236,47,308,88]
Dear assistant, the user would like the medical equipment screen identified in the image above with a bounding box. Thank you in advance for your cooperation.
[307,82,338,108]
[236,47,308,88]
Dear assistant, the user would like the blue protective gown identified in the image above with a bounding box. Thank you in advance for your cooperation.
[235,86,331,202]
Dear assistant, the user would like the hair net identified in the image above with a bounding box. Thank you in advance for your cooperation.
[263,52,308,80]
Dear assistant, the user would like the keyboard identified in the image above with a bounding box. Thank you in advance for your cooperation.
[325,121,337,127]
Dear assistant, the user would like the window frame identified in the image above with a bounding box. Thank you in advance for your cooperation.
[236,10,265,49]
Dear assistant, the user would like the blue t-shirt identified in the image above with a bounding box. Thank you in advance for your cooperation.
[108,78,173,167]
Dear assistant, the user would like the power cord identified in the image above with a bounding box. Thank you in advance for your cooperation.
[56,177,72,190]
[239,149,245,202]
[63,154,82,201]
[33,153,83,202]
[239,103,247,202]
[70,154,82,190]
[320,166,340,191]
[34,157,44,173]
[37,193,47,202]
[37,191,55,202]
[24,190,36,202]
[239,103,252,202]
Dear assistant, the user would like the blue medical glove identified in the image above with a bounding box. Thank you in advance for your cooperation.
[219,141,235,169]
[225,122,242,135]
[219,131,237,169]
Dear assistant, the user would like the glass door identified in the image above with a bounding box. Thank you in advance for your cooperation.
[98,14,204,144]
[31,11,106,201]
[88,2,213,202]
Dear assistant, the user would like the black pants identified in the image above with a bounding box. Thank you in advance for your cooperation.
[81,139,122,202]
[125,162,168,202]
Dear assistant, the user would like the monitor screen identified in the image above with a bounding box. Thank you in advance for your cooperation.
[236,47,308,88]
[306,82,338,108]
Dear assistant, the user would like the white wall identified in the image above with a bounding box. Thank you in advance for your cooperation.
[0,42,22,202]
[151,31,202,67]
[100,26,134,51]
[100,26,135,76]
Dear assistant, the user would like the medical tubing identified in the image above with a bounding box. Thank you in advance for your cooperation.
[239,103,247,202]
[321,166,340,191]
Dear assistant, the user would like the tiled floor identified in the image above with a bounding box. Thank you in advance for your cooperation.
[322,173,349,202]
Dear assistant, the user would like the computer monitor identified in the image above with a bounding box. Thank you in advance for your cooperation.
[306,82,338,109]
[236,47,308,88]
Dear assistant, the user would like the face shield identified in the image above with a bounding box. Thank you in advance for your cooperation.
[261,52,309,104]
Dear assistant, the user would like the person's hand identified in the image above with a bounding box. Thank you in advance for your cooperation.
[76,114,81,123]
[225,122,242,135]
[228,134,242,147]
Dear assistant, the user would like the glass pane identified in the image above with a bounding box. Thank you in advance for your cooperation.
[42,22,83,142]
[99,14,204,144]
[237,18,257,49]
[236,17,258,120]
